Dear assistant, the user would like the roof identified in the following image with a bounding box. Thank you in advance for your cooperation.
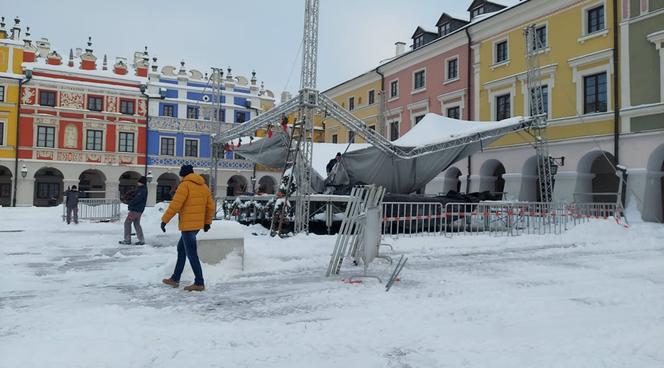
[411,26,438,39]
[435,12,470,27]
[467,0,508,11]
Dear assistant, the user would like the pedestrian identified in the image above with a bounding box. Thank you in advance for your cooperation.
[64,185,79,224]
[119,176,148,245]
[161,165,214,292]
[326,152,342,174]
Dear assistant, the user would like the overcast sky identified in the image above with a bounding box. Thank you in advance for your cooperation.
[2,0,519,96]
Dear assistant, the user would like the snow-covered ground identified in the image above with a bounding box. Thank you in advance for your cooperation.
[1,205,663,367]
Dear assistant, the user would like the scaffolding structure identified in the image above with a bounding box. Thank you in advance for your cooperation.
[214,0,539,235]
[524,24,555,203]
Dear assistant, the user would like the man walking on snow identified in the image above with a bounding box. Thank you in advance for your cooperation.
[119,176,148,245]
[161,165,214,292]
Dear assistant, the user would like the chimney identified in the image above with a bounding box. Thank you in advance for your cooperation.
[0,17,6,39]
[10,16,20,40]
[68,48,74,67]
[395,42,406,56]
[46,50,62,66]
[36,38,51,58]
[113,57,128,75]
[22,27,37,62]
[135,46,149,77]
[79,36,97,70]
[150,56,159,73]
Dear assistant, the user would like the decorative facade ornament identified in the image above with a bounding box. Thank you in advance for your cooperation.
[137,99,146,116]
[59,91,84,109]
[106,96,117,113]
[22,87,36,104]
[64,124,78,148]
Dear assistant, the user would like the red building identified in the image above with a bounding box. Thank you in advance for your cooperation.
[16,38,149,206]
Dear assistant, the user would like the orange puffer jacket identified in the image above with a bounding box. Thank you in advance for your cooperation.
[161,173,215,231]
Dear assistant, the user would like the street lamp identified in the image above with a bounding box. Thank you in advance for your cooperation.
[20,164,27,178]
[146,171,153,183]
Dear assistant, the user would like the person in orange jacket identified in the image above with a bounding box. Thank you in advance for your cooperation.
[160,165,215,292]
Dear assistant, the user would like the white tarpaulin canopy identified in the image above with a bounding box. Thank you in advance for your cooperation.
[234,113,526,193]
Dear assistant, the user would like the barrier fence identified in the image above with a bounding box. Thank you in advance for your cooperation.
[381,201,620,238]
[62,199,122,222]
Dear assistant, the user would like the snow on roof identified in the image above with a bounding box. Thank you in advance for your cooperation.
[23,57,147,84]
[392,113,524,148]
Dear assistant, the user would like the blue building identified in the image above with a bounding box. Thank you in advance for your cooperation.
[145,60,278,203]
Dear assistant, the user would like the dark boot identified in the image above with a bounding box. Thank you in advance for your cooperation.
[118,240,132,245]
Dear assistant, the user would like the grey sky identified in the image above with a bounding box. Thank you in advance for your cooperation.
[2,0,519,96]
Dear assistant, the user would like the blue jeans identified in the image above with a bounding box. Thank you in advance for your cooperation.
[170,231,204,286]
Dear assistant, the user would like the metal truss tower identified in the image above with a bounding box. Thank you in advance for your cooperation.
[524,24,554,203]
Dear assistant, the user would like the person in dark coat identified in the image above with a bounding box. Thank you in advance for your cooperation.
[326,152,342,174]
[64,185,80,224]
[119,176,148,245]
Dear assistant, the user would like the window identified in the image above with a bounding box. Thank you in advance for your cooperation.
[496,94,511,120]
[0,121,4,145]
[495,41,508,63]
[414,35,424,49]
[331,134,338,144]
[529,85,549,116]
[184,139,199,157]
[37,126,55,148]
[39,90,56,107]
[36,182,59,199]
[389,121,399,141]
[472,6,484,17]
[348,131,355,143]
[0,86,4,102]
[118,132,135,153]
[414,70,426,90]
[440,22,450,36]
[163,104,175,117]
[534,25,547,50]
[368,125,375,131]
[87,96,103,111]
[587,5,605,34]
[447,58,458,80]
[187,105,199,119]
[584,73,607,114]
[447,106,460,119]
[120,99,135,115]
[348,97,355,111]
[390,80,399,98]
[160,137,175,156]
[85,130,103,151]
[235,111,247,123]
[414,115,425,125]
[368,90,375,105]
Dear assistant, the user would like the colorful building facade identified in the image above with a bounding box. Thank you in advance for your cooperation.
[145,60,278,202]
[323,0,664,222]
[0,17,27,206]
[16,37,149,207]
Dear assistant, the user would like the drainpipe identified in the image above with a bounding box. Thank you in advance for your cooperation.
[465,27,473,194]
[12,71,32,207]
[142,94,150,176]
[612,0,620,165]
[375,66,385,137]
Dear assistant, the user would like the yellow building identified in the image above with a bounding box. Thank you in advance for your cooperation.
[322,71,381,144]
[467,0,620,202]
[0,17,28,206]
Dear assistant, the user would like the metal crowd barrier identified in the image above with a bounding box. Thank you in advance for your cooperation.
[381,201,445,237]
[381,201,620,238]
[62,199,122,222]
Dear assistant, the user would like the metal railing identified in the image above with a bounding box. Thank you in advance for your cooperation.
[381,201,620,238]
[62,199,122,222]
[381,201,445,237]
